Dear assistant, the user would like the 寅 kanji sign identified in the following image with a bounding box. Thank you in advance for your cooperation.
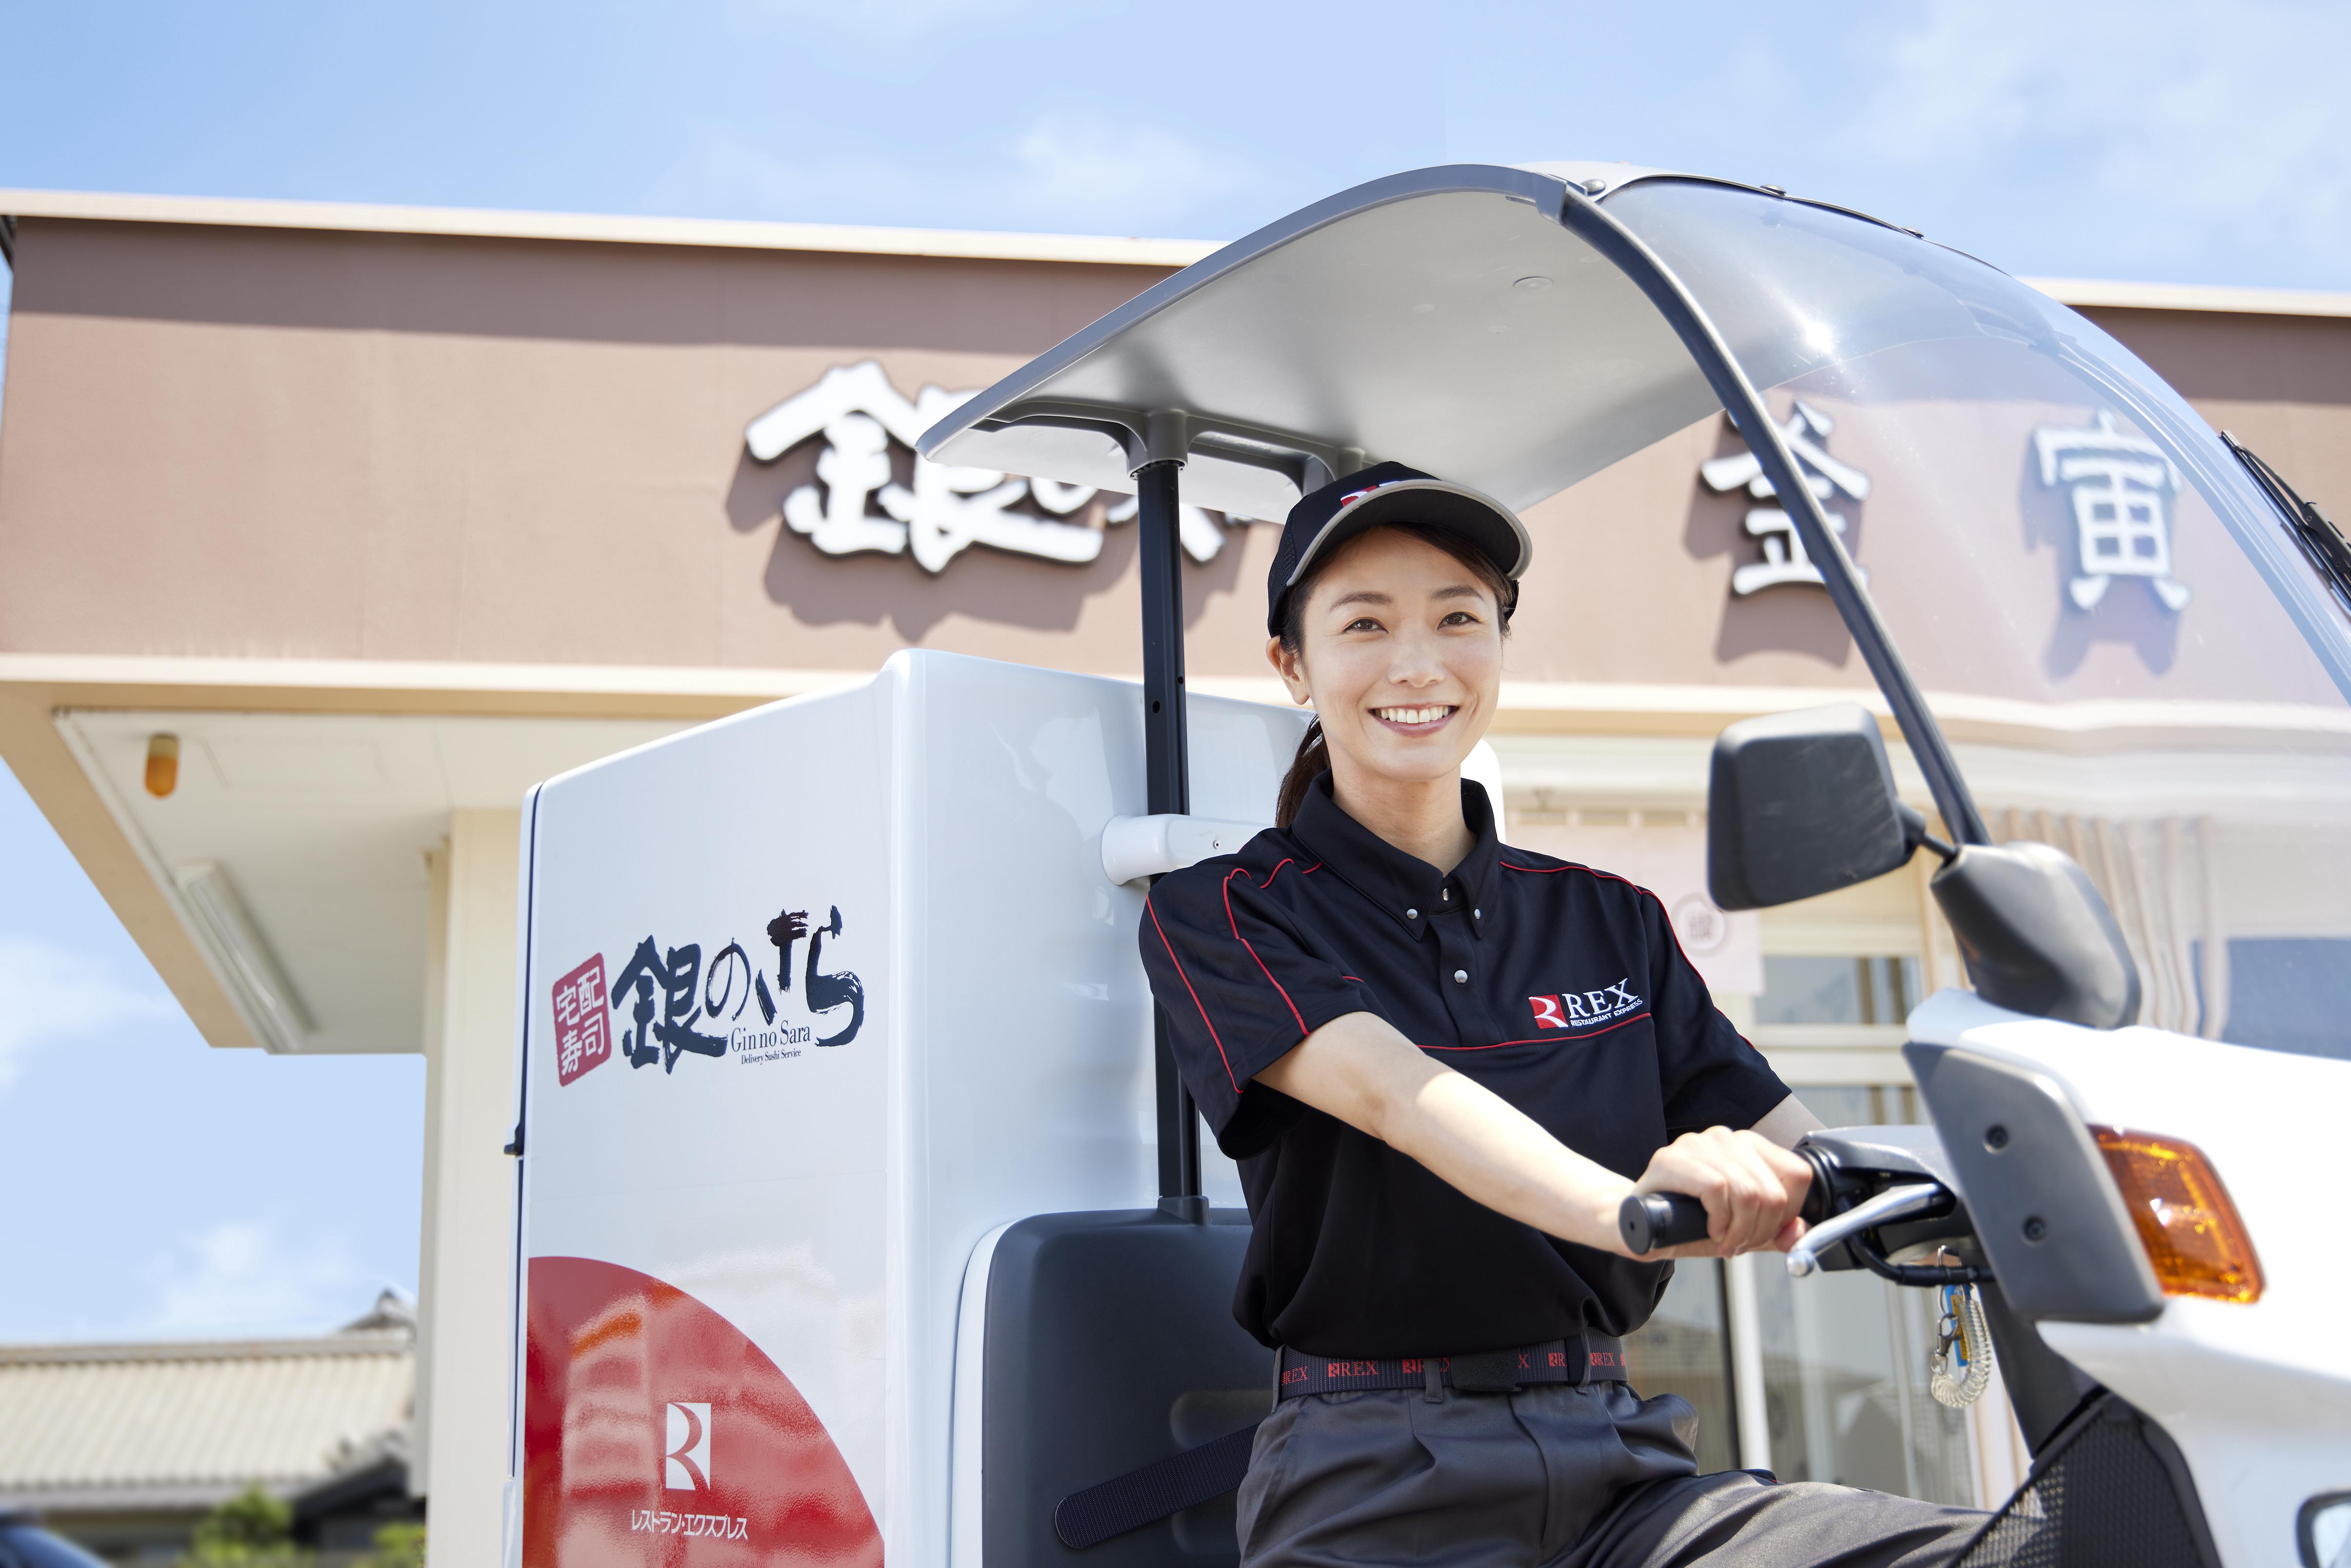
[2034,409,2191,612]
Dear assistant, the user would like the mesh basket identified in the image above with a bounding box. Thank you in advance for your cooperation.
[1957,1394,2212,1568]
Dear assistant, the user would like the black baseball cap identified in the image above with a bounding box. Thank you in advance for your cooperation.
[1265,462,1532,635]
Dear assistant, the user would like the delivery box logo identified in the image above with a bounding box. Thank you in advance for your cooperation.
[552,902,867,1086]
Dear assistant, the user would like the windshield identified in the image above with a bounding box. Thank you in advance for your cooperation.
[1611,180,2351,1063]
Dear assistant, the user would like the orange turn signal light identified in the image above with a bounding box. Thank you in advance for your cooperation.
[2093,1127,2263,1304]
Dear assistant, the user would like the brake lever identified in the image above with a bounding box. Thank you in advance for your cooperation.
[1786,1182,1945,1278]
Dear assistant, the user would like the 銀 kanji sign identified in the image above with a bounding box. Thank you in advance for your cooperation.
[744,361,1261,573]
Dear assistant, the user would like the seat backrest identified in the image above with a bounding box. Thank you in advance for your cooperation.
[981,1209,1273,1568]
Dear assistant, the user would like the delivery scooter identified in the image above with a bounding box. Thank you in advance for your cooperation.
[508,163,2351,1568]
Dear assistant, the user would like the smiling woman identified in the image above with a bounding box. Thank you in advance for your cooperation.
[1133,464,1990,1568]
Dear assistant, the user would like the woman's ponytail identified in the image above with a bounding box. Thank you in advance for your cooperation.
[1274,717,1330,828]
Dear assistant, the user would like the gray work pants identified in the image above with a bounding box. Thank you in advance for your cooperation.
[1238,1383,1987,1568]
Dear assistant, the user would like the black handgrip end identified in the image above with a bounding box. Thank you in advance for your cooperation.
[1619,1192,1711,1255]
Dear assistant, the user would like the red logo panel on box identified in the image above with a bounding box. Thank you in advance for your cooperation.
[553,956,611,1086]
[524,1255,882,1568]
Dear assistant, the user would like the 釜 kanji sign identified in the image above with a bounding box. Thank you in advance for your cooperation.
[1700,401,1871,596]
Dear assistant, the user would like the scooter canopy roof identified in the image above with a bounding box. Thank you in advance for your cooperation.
[917,162,1969,522]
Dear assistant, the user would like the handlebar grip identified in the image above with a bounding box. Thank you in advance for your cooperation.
[1619,1192,1711,1255]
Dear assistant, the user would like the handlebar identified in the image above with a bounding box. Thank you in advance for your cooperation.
[1624,1172,1986,1285]
[1784,1182,1944,1276]
[1617,1192,1712,1254]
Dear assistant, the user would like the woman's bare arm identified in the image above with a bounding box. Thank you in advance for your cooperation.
[1255,1011,1812,1258]
[1752,1093,1826,1149]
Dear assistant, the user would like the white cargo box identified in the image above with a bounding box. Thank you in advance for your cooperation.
[508,649,1302,1568]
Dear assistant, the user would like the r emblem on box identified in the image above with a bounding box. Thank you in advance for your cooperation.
[664,1401,712,1490]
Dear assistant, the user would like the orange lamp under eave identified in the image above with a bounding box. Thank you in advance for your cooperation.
[144,734,179,798]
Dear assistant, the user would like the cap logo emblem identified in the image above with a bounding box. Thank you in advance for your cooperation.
[1336,479,1409,507]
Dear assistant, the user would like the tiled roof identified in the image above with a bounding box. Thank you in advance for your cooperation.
[0,1322,414,1513]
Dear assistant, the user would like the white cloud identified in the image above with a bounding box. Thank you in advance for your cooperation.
[646,125,931,224]
[651,109,1268,237]
[722,0,1042,43]
[144,1220,369,1338]
[1854,0,2351,268]
[1006,114,1259,230]
[0,937,179,1091]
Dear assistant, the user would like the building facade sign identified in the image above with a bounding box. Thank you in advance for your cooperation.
[743,360,1249,572]
[1700,401,1872,596]
[2034,409,2191,612]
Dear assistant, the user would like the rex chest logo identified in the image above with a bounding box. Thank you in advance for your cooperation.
[1529,979,1645,1031]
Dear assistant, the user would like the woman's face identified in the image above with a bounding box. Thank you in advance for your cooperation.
[1268,527,1505,793]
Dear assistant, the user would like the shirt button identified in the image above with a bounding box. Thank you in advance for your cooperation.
[1442,888,1450,901]
[1474,909,1483,920]
[1452,969,1468,984]
[1405,908,1419,920]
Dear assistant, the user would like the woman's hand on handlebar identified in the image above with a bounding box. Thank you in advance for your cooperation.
[1631,1126,1813,1258]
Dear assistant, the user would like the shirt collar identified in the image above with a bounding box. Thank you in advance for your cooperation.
[1288,773,1501,939]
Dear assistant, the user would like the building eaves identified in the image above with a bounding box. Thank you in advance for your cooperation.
[0,187,1217,269]
[2022,275,2351,319]
[4,188,2347,319]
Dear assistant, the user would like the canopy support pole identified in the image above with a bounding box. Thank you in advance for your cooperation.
[1137,457,1205,1216]
[1554,189,1991,848]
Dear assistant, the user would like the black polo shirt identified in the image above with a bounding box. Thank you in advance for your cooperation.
[1138,773,1789,1357]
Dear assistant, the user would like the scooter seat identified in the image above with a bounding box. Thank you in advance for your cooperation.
[974,1208,1272,1568]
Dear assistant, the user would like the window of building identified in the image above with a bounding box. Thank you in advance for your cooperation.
[1752,1084,1975,1506]
[2204,936,2351,1061]
[1755,956,1923,1027]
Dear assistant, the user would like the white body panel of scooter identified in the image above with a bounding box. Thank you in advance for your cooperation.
[506,649,1303,1568]
[1909,990,2351,1568]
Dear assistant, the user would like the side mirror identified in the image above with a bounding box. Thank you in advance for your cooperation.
[1931,842,2140,1029]
[1707,703,1924,910]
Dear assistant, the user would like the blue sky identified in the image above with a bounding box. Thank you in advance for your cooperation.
[1,0,2348,1339]
[5,0,2350,282]
[0,767,422,1340]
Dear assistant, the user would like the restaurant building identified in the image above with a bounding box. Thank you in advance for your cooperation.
[2,182,2346,1565]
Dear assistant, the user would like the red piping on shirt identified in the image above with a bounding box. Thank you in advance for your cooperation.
[1146,893,1241,1092]
[1225,867,1309,1036]
[1253,857,1322,890]
[1424,1010,1654,1051]
[1498,857,1713,977]
[1498,856,1764,1055]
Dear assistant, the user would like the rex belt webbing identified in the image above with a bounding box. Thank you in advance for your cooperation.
[1051,1335,1628,1550]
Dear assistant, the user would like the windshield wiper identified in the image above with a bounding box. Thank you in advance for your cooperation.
[2222,430,2351,616]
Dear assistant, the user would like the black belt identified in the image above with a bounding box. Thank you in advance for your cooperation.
[1277,1335,1629,1399]
[1054,1333,1631,1551]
